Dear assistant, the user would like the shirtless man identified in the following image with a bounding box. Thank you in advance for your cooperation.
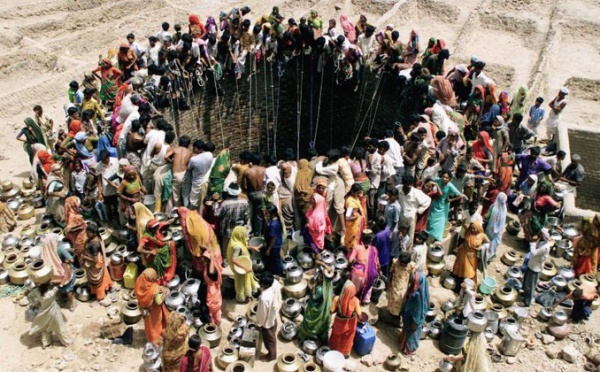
[243,153,266,235]
[125,118,146,172]
[165,135,192,207]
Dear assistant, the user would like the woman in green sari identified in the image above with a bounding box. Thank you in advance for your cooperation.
[91,58,122,105]
[298,260,334,343]
[208,148,231,198]
[17,118,47,164]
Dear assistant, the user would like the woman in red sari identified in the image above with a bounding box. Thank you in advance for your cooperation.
[472,131,493,201]
[137,219,177,285]
[63,196,87,265]
[135,268,169,346]
[415,179,443,232]
[92,58,122,106]
[481,176,501,217]
[329,280,361,357]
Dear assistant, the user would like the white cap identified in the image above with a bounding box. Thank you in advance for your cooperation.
[559,87,569,95]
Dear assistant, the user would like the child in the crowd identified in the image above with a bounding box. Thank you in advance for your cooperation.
[70,160,87,201]
[420,157,440,185]
[412,230,429,273]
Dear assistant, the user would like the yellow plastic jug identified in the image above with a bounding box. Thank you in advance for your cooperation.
[123,263,138,289]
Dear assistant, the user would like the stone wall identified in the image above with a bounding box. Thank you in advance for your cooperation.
[167,56,400,158]
[566,128,600,212]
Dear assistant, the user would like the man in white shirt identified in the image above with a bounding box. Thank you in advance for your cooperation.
[256,273,282,362]
[95,150,120,225]
[155,22,171,43]
[396,174,432,249]
[523,230,552,306]
[356,25,376,60]
[187,141,215,210]
[376,140,396,201]
[382,129,404,185]
[147,36,161,66]
[127,33,146,68]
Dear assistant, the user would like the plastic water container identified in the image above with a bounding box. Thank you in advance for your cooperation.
[143,195,156,211]
[353,320,376,356]
[292,231,305,249]
[479,276,497,295]
[123,263,138,289]
[323,350,345,372]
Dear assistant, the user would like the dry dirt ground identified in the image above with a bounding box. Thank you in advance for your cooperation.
[1,0,600,371]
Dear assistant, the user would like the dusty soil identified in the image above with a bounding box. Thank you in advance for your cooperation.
[1,0,600,371]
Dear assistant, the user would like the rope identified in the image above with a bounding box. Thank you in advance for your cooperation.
[270,60,276,156]
[273,62,282,158]
[367,75,386,137]
[212,67,225,149]
[351,70,385,150]
[312,66,325,146]
[296,56,304,161]
[353,67,369,134]
[248,65,253,150]
[263,56,270,154]
[309,54,314,146]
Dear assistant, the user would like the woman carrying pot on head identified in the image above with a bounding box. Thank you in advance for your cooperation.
[82,222,113,300]
[399,270,430,355]
[298,260,334,344]
[41,233,77,312]
[135,268,169,346]
[137,218,178,286]
[329,280,361,357]
[227,226,259,303]
[452,221,489,288]
[179,334,212,372]
[27,271,72,349]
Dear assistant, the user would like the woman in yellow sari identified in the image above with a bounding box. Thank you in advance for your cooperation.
[452,221,489,288]
[133,202,154,239]
[227,226,258,303]
[344,183,365,250]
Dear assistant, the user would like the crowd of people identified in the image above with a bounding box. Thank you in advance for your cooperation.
[5,5,598,372]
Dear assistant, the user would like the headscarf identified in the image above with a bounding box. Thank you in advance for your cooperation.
[30,144,54,185]
[178,207,218,258]
[472,131,492,165]
[487,192,507,234]
[162,312,190,372]
[294,159,314,199]
[226,226,248,268]
[473,84,486,101]
[134,268,159,309]
[134,202,154,241]
[509,85,529,117]
[466,221,485,249]
[408,29,420,51]
[431,76,457,107]
[189,14,201,25]
[41,233,71,286]
[23,118,46,145]
[68,120,83,137]
[206,16,217,33]
[486,84,498,105]
[430,38,446,54]
[97,133,118,158]
[340,14,356,42]
[74,131,93,158]
[338,280,358,316]
[65,196,85,229]
[481,104,500,123]
[499,91,510,115]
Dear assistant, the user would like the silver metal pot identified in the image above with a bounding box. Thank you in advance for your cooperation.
[467,310,488,333]
[443,276,457,290]
[165,291,185,311]
[281,298,302,319]
[551,275,568,292]
[280,321,298,341]
[552,310,568,326]
[286,265,304,284]
[296,249,314,270]
[180,278,200,297]
[428,244,445,263]
[301,336,320,355]
[282,255,296,272]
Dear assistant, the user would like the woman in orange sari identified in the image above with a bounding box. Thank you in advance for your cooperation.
[135,268,169,345]
[329,280,361,357]
[498,146,515,193]
[344,183,365,250]
[572,214,600,276]
[452,221,489,288]
[82,222,113,300]
[63,196,87,265]
[201,250,223,325]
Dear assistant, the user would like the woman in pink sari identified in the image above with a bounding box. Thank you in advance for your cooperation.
[179,334,212,372]
[302,180,332,255]
[340,14,356,43]
[348,230,380,304]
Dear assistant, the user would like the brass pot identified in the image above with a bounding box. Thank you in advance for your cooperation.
[121,301,143,325]
[74,268,87,285]
[592,295,600,311]
[216,346,239,370]
[27,259,53,285]
[494,286,518,307]
[22,179,33,189]
[3,253,19,270]
[20,225,36,239]
[384,354,403,371]
[198,323,222,348]
[539,262,557,281]
[1,179,13,192]
[580,273,598,287]
[501,250,519,266]
[17,204,34,220]
[490,304,508,320]
[567,279,582,293]
[426,260,445,276]
[1,186,19,201]
[246,300,259,322]
[8,261,28,285]
[283,279,308,299]
[277,353,301,372]
[474,294,489,311]
[300,362,321,372]
[20,188,34,198]
[225,361,251,372]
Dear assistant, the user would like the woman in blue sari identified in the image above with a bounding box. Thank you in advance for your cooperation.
[399,270,429,355]
[96,133,118,159]
[426,171,462,242]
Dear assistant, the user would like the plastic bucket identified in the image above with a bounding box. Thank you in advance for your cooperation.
[143,195,156,211]
[478,276,497,294]
[323,350,345,372]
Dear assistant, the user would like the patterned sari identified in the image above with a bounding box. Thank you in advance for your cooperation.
[344,195,365,249]
[140,224,177,285]
[64,196,87,265]
[399,271,429,355]
[208,149,231,198]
